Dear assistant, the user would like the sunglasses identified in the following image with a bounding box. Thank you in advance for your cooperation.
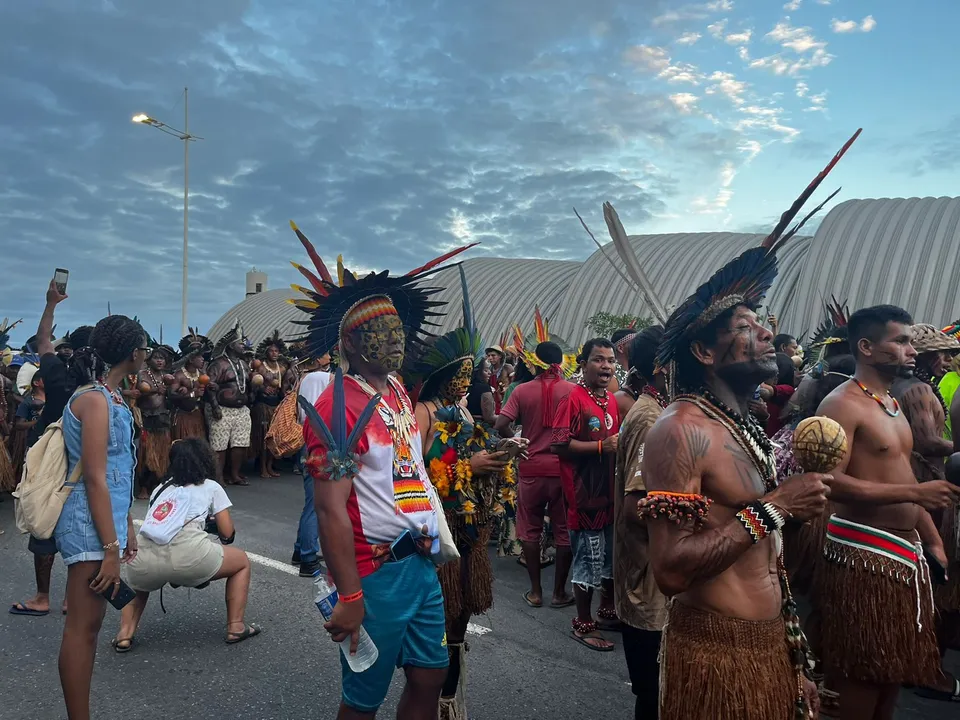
[138,347,153,357]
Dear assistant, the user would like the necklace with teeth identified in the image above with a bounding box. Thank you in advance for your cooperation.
[676,388,777,492]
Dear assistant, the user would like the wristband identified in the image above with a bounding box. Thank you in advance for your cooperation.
[637,491,712,531]
[340,589,364,604]
[735,501,780,544]
[762,502,787,530]
[102,539,120,551]
[598,440,603,455]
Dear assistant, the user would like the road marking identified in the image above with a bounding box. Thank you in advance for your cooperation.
[134,520,491,636]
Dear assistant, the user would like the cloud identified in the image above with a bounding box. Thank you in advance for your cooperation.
[624,45,702,84]
[705,71,747,106]
[738,139,763,162]
[669,92,699,114]
[707,20,728,39]
[691,160,736,214]
[831,16,877,34]
[803,91,828,112]
[676,31,702,46]
[795,81,809,97]
[767,21,826,53]
[783,0,802,10]
[725,29,753,45]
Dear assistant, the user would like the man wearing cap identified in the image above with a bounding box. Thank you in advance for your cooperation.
[485,345,512,413]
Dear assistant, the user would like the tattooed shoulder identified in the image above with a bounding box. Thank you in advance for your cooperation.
[644,413,712,493]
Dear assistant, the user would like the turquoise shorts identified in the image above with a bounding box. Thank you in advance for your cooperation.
[341,553,449,712]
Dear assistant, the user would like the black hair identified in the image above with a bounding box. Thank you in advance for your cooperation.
[72,315,145,384]
[169,438,218,487]
[69,326,95,349]
[579,337,615,364]
[535,341,563,366]
[673,305,739,392]
[773,334,796,353]
[800,354,856,418]
[514,360,534,384]
[847,305,913,358]
[628,325,664,381]
[775,352,796,386]
[610,328,635,345]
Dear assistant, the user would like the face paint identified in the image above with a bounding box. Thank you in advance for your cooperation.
[356,314,405,372]
[440,359,474,402]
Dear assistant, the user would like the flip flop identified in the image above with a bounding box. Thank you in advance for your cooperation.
[522,591,543,608]
[570,629,614,652]
[111,637,135,654]
[225,623,262,644]
[9,603,49,617]
[549,596,575,609]
[915,678,960,702]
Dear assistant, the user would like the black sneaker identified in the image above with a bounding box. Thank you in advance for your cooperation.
[299,558,322,577]
[290,550,301,566]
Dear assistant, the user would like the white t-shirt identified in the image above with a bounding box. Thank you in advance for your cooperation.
[298,371,333,423]
[140,480,232,545]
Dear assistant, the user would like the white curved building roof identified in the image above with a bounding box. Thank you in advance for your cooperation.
[780,197,960,334]
[207,196,960,351]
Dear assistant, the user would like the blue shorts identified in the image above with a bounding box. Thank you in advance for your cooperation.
[570,525,613,590]
[342,554,448,713]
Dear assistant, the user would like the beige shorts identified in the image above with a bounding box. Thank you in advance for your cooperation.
[126,526,225,592]
[209,405,251,452]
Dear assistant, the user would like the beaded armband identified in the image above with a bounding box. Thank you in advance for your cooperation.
[637,491,713,531]
[735,501,785,544]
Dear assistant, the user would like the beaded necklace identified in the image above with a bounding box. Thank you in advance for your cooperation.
[578,377,614,430]
[642,385,668,409]
[144,367,163,392]
[854,378,899,417]
[677,389,777,492]
[226,356,247,394]
[100,381,125,406]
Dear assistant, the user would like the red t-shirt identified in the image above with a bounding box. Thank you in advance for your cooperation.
[500,376,575,478]
[551,384,619,531]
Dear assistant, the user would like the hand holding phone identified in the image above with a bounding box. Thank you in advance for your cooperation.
[90,576,137,610]
[53,268,69,295]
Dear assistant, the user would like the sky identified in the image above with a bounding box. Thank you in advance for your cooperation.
[1,0,958,346]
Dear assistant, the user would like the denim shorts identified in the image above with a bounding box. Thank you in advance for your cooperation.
[570,525,613,590]
[341,553,449,713]
[54,479,131,566]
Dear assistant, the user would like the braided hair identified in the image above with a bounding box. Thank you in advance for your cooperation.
[73,315,145,383]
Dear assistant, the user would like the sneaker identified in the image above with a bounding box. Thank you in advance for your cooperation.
[291,550,301,566]
[299,558,322,577]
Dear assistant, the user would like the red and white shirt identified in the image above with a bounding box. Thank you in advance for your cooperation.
[305,375,438,577]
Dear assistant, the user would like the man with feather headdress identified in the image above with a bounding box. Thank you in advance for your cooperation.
[171,328,212,441]
[250,329,290,478]
[134,341,177,498]
[638,131,862,719]
[206,321,253,486]
[288,221,473,718]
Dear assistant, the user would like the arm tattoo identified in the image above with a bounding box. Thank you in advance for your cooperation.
[651,423,710,491]
[724,442,764,494]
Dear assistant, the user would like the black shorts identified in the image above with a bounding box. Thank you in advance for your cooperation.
[28,535,58,556]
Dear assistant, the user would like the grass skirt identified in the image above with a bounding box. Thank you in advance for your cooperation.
[250,402,277,457]
[172,408,206,441]
[438,518,493,623]
[659,602,796,720]
[815,536,941,685]
[0,440,15,492]
[140,428,171,476]
[783,506,830,599]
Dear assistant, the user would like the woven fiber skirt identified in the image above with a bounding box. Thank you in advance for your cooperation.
[659,602,797,720]
[172,408,206,441]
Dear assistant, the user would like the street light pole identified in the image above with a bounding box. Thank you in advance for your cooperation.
[132,91,202,338]
[182,87,189,338]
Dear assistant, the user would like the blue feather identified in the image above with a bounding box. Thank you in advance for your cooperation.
[298,397,337,450]
[332,368,347,450]
[347,391,382,454]
[459,265,474,337]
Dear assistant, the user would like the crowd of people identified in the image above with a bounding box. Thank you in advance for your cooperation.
[2,138,960,720]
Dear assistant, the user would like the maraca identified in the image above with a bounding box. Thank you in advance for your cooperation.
[251,359,262,370]
[198,374,210,386]
[162,374,176,386]
[793,416,847,473]
[945,452,960,487]
[138,381,152,393]
[251,373,264,387]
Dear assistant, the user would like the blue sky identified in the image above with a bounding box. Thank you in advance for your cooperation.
[1,0,956,345]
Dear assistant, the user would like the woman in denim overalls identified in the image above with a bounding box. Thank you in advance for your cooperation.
[53,315,147,720]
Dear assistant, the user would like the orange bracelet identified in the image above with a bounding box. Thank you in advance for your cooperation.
[598,440,603,455]
[340,589,364,604]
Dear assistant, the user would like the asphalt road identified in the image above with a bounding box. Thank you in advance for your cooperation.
[0,473,956,720]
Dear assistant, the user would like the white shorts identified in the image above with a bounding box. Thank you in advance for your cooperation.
[209,405,252,451]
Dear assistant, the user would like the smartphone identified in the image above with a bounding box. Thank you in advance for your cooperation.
[53,268,69,295]
[91,576,137,610]
[496,438,525,461]
[390,530,417,562]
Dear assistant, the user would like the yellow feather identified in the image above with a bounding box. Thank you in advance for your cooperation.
[337,255,345,287]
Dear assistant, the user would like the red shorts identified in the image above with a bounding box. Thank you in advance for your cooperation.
[516,475,569,547]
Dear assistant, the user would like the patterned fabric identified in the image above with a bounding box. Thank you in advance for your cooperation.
[208,406,252,452]
[771,424,802,479]
[614,394,667,631]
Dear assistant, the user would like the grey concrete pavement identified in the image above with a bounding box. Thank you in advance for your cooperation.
[0,474,956,719]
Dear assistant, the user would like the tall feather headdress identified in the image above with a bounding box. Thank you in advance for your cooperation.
[213,319,248,357]
[287,221,476,366]
[404,266,484,403]
[179,327,212,358]
[256,329,288,358]
[0,318,22,350]
[515,306,578,378]
[657,129,861,370]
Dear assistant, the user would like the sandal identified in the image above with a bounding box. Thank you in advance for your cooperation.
[111,637,135,654]
[225,623,262,644]
[570,618,614,652]
[522,591,542,608]
[915,677,960,702]
[549,596,575,609]
[9,602,49,617]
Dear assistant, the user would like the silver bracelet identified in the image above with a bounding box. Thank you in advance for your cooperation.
[762,503,787,530]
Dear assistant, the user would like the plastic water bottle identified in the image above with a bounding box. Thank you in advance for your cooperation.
[313,574,379,673]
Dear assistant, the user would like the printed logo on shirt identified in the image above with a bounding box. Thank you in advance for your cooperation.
[587,415,602,432]
[152,500,175,522]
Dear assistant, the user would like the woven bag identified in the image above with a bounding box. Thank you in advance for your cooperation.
[265,382,304,458]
